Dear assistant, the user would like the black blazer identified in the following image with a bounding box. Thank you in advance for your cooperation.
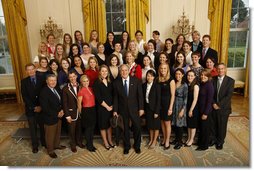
[113,76,144,119]
[191,41,203,54]
[213,75,235,115]
[62,83,80,120]
[40,86,62,125]
[200,47,218,68]
[21,74,46,116]
[142,81,161,115]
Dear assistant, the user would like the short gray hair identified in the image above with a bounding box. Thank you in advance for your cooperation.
[46,74,57,80]
[119,64,130,71]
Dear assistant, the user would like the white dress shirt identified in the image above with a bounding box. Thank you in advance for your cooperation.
[145,82,153,103]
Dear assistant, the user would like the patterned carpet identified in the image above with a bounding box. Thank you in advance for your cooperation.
[0,116,249,166]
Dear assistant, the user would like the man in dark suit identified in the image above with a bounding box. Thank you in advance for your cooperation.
[210,63,235,150]
[190,30,203,55]
[200,35,218,68]
[62,71,84,153]
[40,74,66,158]
[21,63,46,153]
[113,64,144,154]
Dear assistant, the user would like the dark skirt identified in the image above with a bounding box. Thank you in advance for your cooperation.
[97,106,112,130]
[81,107,96,129]
[145,103,161,130]
[186,107,199,128]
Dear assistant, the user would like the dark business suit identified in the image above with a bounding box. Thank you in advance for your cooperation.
[191,41,203,55]
[40,86,62,154]
[211,75,235,146]
[200,47,218,68]
[21,74,46,149]
[62,83,83,148]
[197,81,214,149]
[142,81,161,130]
[113,76,144,150]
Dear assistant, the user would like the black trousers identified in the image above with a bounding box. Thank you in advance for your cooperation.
[122,113,141,150]
[68,117,83,147]
[81,107,96,149]
[198,114,211,149]
[210,109,230,145]
[27,112,45,148]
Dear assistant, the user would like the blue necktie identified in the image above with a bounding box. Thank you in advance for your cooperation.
[124,80,128,96]
[31,77,36,86]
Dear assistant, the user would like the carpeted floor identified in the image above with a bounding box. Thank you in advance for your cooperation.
[0,116,249,167]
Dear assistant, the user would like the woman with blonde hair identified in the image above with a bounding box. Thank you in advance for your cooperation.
[78,75,97,152]
[55,43,66,63]
[33,42,49,68]
[63,33,73,56]
[93,65,115,150]
[157,63,175,150]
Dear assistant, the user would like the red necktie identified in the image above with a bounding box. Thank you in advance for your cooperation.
[202,48,206,59]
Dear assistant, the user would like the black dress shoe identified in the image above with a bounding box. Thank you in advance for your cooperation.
[216,144,223,150]
[92,146,97,151]
[104,145,111,150]
[170,140,177,145]
[135,148,141,154]
[88,148,96,152]
[195,147,208,151]
[49,152,57,158]
[71,147,77,153]
[174,143,182,150]
[78,143,86,149]
[55,145,66,150]
[123,149,129,154]
[32,148,38,153]
[209,140,216,147]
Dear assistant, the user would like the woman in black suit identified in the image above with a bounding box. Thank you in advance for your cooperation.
[143,70,161,149]
[93,65,115,150]
[196,69,214,151]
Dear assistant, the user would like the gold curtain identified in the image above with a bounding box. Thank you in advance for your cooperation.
[208,0,232,64]
[126,0,149,40]
[1,0,31,103]
[83,0,106,42]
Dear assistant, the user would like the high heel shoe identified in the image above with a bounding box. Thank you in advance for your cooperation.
[160,142,165,146]
[109,143,116,148]
[164,145,170,150]
[104,145,111,150]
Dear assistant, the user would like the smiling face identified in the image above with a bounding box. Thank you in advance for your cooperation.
[128,41,136,51]
[147,42,154,52]
[202,37,211,48]
[50,62,58,72]
[200,72,209,83]
[72,45,79,55]
[126,52,134,64]
[69,73,77,84]
[108,33,114,42]
[217,64,226,77]
[159,64,168,77]
[143,56,151,67]
[40,59,48,68]
[47,76,57,88]
[176,53,185,64]
[159,53,168,64]
[64,35,71,44]
[110,56,118,66]
[191,54,200,64]
[120,65,129,79]
[165,40,173,50]
[74,56,82,67]
[175,70,184,82]
[187,71,195,83]
[98,44,105,53]
[89,58,97,69]
[56,45,64,55]
[146,72,155,84]
[61,60,69,70]
[83,45,90,54]
[81,77,89,88]
[100,67,108,79]
[26,65,36,77]
[183,42,191,52]
[206,58,214,69]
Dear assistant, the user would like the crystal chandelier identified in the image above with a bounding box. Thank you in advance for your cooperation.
[40,17,63,42]
[172,9,195,39]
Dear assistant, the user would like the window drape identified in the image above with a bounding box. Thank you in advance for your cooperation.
[1,0,31,103]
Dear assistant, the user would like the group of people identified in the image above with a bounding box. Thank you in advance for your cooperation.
[21,29,235,158]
